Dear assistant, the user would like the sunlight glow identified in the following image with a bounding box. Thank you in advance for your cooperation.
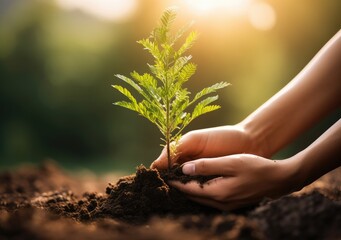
[56,0,138,22]
[248,2,276,31]
[184,0,252,16]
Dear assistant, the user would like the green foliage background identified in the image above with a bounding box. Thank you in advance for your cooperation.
[0,0,340,173]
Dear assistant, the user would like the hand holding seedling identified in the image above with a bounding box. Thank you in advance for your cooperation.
[151,125,267,169]
[152,30,341,210]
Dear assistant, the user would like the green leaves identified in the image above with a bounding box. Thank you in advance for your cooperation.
[113,8,229,167]
[176,31,198,57]
[190,82,230,106]
[153,7,177,44]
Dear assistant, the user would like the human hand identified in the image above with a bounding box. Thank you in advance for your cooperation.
[151,124,268,169]
[169,154,300,210]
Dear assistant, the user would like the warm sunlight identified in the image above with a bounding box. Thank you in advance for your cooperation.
[56,0,138,22]
[248,1,276,31]
[182,0,276,31]
[183,0,252,15]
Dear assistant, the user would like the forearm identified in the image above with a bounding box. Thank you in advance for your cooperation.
[241,30,341,157]
[293,118,341,187]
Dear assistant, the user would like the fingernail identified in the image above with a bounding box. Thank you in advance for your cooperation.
[182,163,195,175]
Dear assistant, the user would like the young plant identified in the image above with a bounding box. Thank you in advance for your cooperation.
[113,8,229,170]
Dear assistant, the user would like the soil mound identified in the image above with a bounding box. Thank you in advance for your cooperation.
[1,161,341,239]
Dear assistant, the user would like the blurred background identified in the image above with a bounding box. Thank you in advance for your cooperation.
[0,0,340,173]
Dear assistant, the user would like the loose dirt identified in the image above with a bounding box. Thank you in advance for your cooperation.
[1,161,340,239]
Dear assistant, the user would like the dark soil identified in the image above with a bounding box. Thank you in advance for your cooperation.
[1,161,341,240]
[99,165,219,225]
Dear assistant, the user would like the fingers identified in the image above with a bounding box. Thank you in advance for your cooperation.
[169,179,235,211]
[181,156,237,176]
[150,142,183,169]
[150,147,168,169]
[151,134,201,169]
[169,180,253,211]
[169,178,228,199]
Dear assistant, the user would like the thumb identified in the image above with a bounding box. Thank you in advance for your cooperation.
[182,157,234,176]
[150,147,168,169]
[150,134,196,169]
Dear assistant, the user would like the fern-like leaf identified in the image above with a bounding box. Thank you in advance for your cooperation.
[112,85,138,105]
[192,105,221,119]
[190,82,229,106]
[114,101,137,112]
[153,7,177,44]
[178,62,197,83]
[137,39,161,61]
[176,31,198,58]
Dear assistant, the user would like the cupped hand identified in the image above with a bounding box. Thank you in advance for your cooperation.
[151,124,268,169]
[169,154,300,211]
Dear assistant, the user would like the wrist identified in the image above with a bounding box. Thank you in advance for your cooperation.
[237,120,273,158]
[280,156,307,193]
[268,157,306,196]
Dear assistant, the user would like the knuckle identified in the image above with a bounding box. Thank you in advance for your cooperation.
[182,132,196,144]
[196,160,208,174]
[183,130,201,143]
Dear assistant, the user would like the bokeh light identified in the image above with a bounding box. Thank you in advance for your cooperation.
[248,1,276,31]
[56,0,138,22]
[183,0,251,16]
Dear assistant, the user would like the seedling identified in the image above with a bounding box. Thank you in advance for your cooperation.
[113,8,229,170]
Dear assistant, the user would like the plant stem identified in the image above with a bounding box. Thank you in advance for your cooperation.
[166,96,171,172]
[166,136,171,172]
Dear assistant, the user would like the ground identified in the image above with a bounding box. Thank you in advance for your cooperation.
[1,160,340,240]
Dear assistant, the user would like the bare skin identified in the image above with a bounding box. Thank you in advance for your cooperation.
[151,29,341,210]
